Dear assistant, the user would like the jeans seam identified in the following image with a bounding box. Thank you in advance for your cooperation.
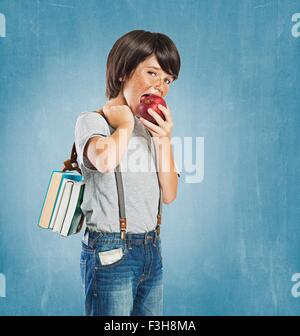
[92,251,98,297]
[80,259,87,292]
[156,242,163,265]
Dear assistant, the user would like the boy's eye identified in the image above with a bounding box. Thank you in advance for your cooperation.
[148,71,156,77]
[148,71,172,85]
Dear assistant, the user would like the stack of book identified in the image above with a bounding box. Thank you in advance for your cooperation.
[38,170,86,237]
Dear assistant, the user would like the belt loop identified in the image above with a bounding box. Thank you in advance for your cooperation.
[155,224,160,236]
[121,231,126,241]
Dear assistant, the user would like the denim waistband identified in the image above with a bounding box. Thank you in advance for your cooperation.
[83,228,160,247]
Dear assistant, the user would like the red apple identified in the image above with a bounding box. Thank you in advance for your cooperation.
[136,94,167,126]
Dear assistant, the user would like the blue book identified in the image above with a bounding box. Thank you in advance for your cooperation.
[38,170,83,229]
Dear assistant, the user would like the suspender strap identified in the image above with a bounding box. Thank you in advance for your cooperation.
[155,189,163,235]
[114,164,127,240]
[152,132,163,234]
[94,110,128,240]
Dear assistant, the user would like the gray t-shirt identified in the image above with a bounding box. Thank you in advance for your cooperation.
[74,111,161,233]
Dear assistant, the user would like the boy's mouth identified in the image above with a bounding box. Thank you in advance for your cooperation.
[139,92,162,101]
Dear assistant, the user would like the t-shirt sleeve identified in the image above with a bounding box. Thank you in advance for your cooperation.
[74,112,110,172]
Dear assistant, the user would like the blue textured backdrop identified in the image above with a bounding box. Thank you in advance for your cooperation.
[1,0,300,315]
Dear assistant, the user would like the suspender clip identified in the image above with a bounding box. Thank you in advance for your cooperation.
[120,218,127,240]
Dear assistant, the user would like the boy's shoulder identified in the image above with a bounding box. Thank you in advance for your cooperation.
[75,110,107,124]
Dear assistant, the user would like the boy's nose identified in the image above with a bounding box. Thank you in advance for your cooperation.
[153,79,164,96]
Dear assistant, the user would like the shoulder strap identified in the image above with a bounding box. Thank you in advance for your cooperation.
[62,142,81,174]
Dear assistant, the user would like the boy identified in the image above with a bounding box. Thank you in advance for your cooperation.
[75,30,181,316]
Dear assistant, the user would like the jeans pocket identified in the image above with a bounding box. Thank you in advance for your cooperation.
[96,240,128,268]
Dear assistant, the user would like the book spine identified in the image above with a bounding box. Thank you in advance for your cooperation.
[52,182,74,233]
[65,184,85,236]
[60,183,82,236]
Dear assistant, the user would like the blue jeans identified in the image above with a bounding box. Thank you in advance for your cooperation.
[80,229,163,316]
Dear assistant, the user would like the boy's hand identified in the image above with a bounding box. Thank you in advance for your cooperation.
[102,104,134,130]
[139,104,173,141]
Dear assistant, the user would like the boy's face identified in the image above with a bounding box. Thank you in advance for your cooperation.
[121,54,174,115]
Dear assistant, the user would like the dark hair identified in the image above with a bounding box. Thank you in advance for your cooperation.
[105,30,181,99]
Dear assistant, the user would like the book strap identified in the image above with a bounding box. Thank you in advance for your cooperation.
[62,143,81,174]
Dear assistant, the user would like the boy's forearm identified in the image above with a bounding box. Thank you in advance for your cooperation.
[153,137,178,204]
[95,122,134,172]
